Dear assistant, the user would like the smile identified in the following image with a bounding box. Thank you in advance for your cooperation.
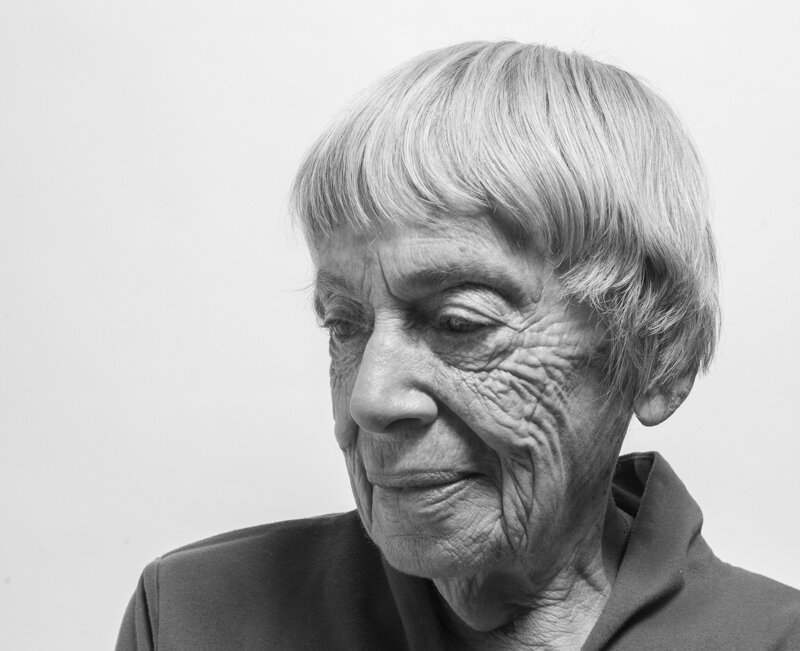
[367,471,481,490]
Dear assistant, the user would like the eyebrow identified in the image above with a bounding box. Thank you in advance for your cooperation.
[398,262,531,302]
[314,259,531,307]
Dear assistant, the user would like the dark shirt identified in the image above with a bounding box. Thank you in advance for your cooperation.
[116,452,800,649]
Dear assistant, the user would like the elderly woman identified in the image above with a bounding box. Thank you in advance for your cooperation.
[117,42,800,650]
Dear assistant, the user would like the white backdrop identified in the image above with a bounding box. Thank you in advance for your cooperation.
[1,1,799,649]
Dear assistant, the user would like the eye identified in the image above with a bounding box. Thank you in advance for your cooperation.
[323,319,361,340]
[436,312,490,334]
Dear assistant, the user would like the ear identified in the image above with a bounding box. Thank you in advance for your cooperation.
[633,374,696,427]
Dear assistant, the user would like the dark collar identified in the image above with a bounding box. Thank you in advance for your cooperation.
[583,452,707,650]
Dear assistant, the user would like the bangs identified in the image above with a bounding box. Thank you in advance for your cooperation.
[292,41,574,251]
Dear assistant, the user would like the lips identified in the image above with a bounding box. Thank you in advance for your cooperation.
[366,470,480,489]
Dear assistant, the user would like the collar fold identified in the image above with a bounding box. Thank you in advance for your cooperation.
[583,452,706,650]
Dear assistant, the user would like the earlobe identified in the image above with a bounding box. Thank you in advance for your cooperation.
[634,374,696,427]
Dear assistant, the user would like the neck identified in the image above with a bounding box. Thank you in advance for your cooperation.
[434,494,629,650]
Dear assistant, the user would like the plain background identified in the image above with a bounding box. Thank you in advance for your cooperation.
[1,1,798,649]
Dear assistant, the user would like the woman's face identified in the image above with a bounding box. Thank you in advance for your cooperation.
[313,215,631,581]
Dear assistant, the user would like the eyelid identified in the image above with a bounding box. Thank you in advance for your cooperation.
[440,282,506,302]
[315,293,369,322]
[321,313,363,327]
[435,304,497,325]
[442,280,519,304]
[320,314,367,339]
[430,286,507,320]
[323,317,363,340]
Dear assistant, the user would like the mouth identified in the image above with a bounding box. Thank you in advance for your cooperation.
[367,471,481,491]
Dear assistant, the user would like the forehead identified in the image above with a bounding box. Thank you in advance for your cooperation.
[313,215,548,302]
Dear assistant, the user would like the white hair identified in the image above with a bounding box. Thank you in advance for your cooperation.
[291,41,720,400]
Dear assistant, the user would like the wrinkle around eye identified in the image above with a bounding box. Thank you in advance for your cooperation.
[323,317,367,341]
[422,285,511,323]
[434,310,499,334]
[315,291,372,332]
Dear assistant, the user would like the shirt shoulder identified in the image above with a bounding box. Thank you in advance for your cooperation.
[704,561,800,649]
[116,511,407,651]
[157,509,366,572]
[623,552,800,650]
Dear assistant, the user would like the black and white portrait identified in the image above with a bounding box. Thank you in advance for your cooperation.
[2,2,798,649]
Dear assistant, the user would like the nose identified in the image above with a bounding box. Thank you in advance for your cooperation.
[349,322,438,434]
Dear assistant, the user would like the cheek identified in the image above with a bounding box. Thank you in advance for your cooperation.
[328,338,364,449]
[427,330,516,372]
[442,338,586,456]
[328,344,375,527]
[436,332,609,519]
[326,439,376,540]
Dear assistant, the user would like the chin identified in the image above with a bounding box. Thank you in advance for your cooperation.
[368,504,502,581]
[376,530,489,579]
[356,475,504,578]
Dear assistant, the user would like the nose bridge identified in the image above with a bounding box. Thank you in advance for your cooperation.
[349,318,436,433]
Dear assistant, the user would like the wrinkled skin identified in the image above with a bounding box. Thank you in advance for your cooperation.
[313,215,635,648]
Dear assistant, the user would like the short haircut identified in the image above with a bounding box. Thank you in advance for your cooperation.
[291,41,720,400]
